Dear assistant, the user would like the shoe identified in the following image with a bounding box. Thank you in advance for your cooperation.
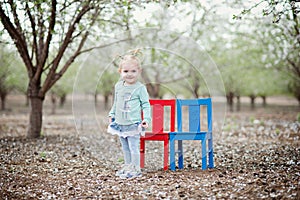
[119,171,142,179]
[115,164,130,177]
[119,165,142,179]
[127,170,142,179]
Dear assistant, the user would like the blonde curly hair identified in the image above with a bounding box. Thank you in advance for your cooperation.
[118,49,143,73]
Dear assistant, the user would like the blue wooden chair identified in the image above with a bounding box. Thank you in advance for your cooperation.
[169,98,213,170]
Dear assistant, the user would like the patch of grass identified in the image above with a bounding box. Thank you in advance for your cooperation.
[223,124,231,132]
[260,120,265,126]
[9,166,15,173]
[40,152,46,159]
[250,116,255,123]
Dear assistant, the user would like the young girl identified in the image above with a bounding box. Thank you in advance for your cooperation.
[107,50,151,179]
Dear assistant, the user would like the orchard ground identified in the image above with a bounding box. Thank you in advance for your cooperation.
[0,95,299,199]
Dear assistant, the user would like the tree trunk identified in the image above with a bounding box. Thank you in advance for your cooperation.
[51,92,56,115]
[294,90,300,107]
[226,92,234,112]
[250,95,256,110]
[146,83,161,98]
[0,93,6,111]
[28,96,44,138]
[104,94,109,110]
[193,80,200,98]
[236,95,240,112]
[59,94,66,107]
[261,96,266,107]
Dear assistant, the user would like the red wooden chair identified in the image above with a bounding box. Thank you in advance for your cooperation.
[140,99,176,170]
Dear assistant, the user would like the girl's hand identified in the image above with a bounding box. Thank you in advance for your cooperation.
[108,117,114,123]
[141,120,148,129]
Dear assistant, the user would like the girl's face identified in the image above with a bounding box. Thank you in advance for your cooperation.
[120,62,141,85]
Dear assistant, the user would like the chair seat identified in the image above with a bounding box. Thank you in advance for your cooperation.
[142,132,169,140]
[169,132,212,140]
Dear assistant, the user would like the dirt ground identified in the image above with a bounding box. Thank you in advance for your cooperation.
[0,95,299,199]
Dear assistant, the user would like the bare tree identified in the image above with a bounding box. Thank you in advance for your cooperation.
[0,0,102,137]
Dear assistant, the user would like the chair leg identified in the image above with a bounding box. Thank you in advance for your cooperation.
[178,140,183,169]
[201,139,207,170]
[163,139,169,170]
[170,138,176,171]
[140,139,145,168]
[208,137,214,168]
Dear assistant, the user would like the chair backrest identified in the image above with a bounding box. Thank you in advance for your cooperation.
[176,98,212,133]
[149,99,176,134]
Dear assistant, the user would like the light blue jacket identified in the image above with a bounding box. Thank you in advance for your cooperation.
[109,81,151,125]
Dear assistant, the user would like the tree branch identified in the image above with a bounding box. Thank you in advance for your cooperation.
[78,37,132,54]
[8,0,23,38]
[0,4,33,77]
[290,0,300,45]
[25,2,37,65]
[33,0,57,83]
[40,3,92,96]
[287,58,300,78]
